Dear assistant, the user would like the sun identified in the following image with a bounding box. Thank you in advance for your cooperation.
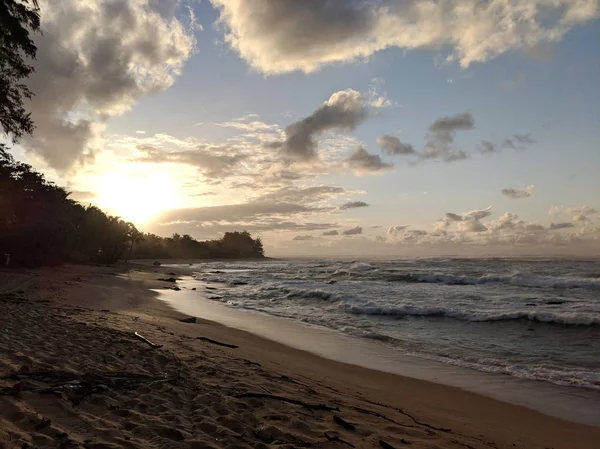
[95,170,179,225]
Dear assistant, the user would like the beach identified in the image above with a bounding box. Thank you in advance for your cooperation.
[1,264,599,449]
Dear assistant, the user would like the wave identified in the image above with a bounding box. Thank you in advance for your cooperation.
[284,287,346,301]
[346,303,600,326]
[381,272,600,289]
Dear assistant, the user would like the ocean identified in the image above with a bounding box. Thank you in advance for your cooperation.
[170,258,600,392]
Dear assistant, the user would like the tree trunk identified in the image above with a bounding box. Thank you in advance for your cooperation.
[124,237,135,263]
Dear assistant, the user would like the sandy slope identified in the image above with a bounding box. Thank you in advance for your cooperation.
[0,264,598,449]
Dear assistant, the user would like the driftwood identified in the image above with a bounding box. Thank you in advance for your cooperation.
[325,432,355,447]
[234,393,339,411]
[333,415,356,430]
[196,337,238,349]
[179,317,197,323]
[134,332,163,348]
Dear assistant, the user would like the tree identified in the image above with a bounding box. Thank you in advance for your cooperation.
[0,0,40,141]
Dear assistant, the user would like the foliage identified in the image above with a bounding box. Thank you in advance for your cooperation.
[130,231,265,260]
[0,0,40,141]
[0,146,265,266]
[0,145,138,266]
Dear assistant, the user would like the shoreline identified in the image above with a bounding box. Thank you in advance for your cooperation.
[155,275,600,427]
[1,263,599,448]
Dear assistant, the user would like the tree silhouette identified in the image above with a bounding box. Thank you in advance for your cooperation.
[0,0,40,141]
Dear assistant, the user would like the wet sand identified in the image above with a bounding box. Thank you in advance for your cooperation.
[0,264,598,448]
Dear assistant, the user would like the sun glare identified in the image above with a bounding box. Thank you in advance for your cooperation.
[95,171,179,225]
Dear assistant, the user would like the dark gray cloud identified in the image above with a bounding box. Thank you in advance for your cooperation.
[501,185,534,199]
[479,134,534,154]
[478,140,497,154]
[211,0,597,73]
[342,226,363,235]
[322,230,339,236]
[376,135,415,155]
[345,147,393,173]
[276,89,369,160]
[422,112,473,162]
[340,201,369,210]
[429,112,475,133]
[293,235,314,241]
[502,133,536,150]
[549,222,575,230]
[23,0,195,169]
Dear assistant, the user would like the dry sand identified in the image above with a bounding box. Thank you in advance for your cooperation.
[0,264,598,449]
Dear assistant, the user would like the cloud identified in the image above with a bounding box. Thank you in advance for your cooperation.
[322,230,339,236]
[345,147,393,174]
[377,113,534,164]
[445,206,494,222]
[568,206,599,216]
[478,140,497,154]
[340,201,369,210]
[479,134,535,154]
[573,214,590,222]
[136,143,248,179]
[211,1,598,74]
[377,135,415,155]
[387,225,410,236]
[549,222,575,230]
[342,226,363,236]
[502,133,536,150]
[549,205,599,223]
[429,112,475,133]
[293,235,314,241]
[422,112,473,162]
[501,185,535,199]
[276,89,369,160]
[23,0,196,169]
[216,120,280,132]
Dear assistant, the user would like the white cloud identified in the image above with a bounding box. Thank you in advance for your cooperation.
[211,1,598,74]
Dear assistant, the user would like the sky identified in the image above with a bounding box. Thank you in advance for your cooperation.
[10,0,600,257]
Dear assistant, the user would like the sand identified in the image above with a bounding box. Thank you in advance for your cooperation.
[0,264,598,449]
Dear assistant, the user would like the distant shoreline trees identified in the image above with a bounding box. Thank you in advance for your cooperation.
[129,231,265,261]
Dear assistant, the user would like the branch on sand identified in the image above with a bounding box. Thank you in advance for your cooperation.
[134,331,163,348]
[234,393,339,411]
[333,414,356,430]
[196,336,238,349]
[325,432,355,447]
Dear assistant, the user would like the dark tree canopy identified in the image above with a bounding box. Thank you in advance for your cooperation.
[0,0,40,141]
